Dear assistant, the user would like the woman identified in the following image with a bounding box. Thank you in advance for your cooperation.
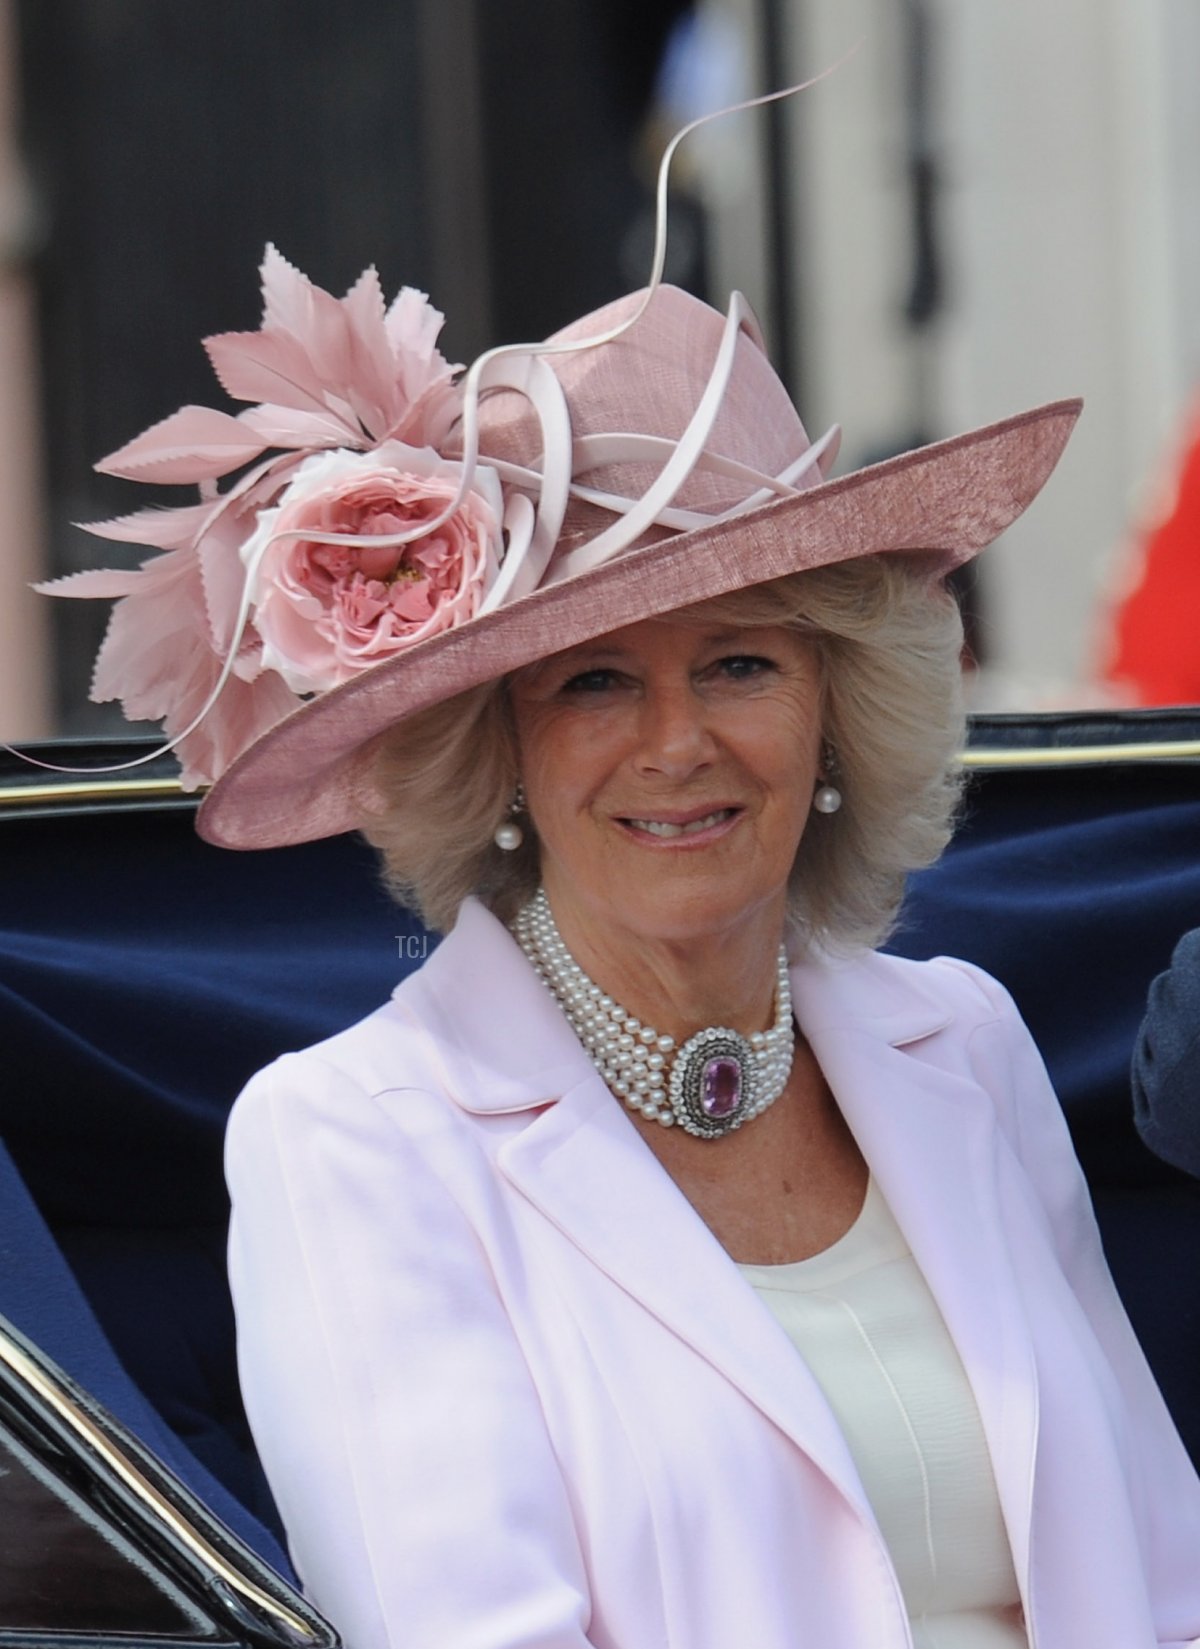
[44,255,1200,1647]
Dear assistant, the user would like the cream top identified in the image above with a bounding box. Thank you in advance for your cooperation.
[739,1179,1027,1649]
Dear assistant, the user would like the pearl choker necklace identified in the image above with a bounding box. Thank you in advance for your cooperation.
[512,889,795,1139]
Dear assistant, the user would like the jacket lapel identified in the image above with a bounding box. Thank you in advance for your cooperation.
[498,1065,877,1519]
[409,902,874,1519]
[409,903,1039,1570]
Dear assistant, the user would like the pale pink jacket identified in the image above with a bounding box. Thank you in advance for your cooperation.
[226,898,1200,1649]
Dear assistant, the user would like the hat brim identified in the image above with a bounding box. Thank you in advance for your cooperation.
[197,398,1081,849]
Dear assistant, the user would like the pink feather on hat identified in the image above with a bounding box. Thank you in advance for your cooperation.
[36,247,467,788]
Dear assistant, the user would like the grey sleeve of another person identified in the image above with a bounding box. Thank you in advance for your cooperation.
[1133,927,1200,1177]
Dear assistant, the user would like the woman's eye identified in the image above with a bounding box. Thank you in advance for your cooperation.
[560,667,620,694]
[716,654,775,681]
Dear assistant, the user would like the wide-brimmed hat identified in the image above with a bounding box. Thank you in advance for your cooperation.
[41,253,1079,851]
[200,287,1079,849]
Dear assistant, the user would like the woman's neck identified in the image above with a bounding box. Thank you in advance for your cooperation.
[544,890,788,1043]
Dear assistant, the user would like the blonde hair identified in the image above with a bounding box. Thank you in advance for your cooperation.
[362,555,966,950]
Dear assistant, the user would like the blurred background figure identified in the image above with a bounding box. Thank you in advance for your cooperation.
[4,0,1200,742]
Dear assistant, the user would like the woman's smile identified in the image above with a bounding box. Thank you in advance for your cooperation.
[616,804,743,844]
[509,614,823,960]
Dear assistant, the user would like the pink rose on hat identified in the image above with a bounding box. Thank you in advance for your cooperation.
[32,248,486,786]
[244,445,504,695]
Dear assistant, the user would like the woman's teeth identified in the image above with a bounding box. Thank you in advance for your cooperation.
[627,809,732,838]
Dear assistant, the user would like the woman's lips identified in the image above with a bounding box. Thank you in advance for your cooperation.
[616,806,741,842]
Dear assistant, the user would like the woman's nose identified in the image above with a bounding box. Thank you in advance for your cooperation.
[632,682,716,778]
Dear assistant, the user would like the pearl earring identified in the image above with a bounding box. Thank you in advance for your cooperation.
[813,742,842,815]
[494,783,526,851]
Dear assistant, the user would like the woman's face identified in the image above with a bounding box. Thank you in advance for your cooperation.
[509,615,824,954]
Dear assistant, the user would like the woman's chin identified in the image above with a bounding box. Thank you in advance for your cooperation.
[589,884,788,955]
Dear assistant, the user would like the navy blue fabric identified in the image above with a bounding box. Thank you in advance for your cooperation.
[890,762,1200,1464]
[0,803,432,1544]
[0,1137,292,1574]
[1,808,427,1223]
[1132,927,1200,1177]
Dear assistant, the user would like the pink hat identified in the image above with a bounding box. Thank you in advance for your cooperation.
[42,250,1080,850]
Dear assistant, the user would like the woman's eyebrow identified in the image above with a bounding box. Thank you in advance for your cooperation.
[515,649,624,687]
[701,627,752,645]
